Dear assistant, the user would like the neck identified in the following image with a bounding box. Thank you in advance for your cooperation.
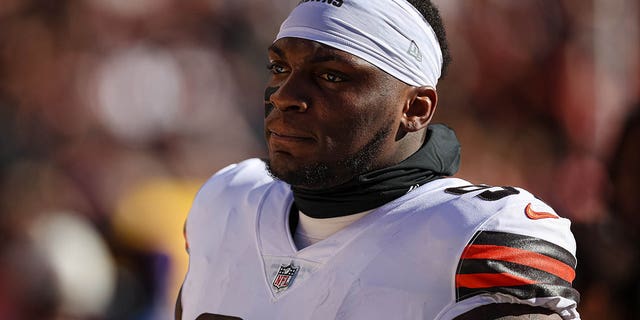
[291,124,460,218]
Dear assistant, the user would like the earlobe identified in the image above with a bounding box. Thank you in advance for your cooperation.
[401,86,437,132]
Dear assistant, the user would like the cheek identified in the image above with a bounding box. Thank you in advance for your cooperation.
[346,95,401,133]
[320,109,394,153]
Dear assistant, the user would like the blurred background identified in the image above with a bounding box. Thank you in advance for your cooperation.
[0,0,637,319]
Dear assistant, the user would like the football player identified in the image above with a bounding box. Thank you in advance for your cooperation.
[176,0,580,319]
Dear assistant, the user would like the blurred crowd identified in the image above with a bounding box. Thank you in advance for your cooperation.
[0,0,637,319]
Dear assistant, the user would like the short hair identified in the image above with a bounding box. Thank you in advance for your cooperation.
[405,0,451,77]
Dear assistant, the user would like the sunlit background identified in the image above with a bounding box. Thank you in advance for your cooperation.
[0,0,638,319]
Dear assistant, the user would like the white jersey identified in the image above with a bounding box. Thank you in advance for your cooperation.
[180,159,580,320]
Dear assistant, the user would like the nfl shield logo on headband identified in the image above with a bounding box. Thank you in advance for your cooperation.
[273,263,300,291]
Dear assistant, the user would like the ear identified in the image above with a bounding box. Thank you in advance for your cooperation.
[400,86,437,132]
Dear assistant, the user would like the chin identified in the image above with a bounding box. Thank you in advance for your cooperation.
[264,156,339,190]
[264,124,390,189]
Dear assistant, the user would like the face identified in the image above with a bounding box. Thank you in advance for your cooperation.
[264,37,412,190]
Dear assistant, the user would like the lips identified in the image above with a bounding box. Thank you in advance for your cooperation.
[268,129,314,141]
[267,129,316,147]
[266,126,316,154]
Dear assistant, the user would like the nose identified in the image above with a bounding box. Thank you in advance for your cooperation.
[269,74,309,113]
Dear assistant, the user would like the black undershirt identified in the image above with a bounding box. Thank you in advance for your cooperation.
[291,124,461,219]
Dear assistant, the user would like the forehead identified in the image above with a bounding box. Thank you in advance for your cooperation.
[268,37,374,68]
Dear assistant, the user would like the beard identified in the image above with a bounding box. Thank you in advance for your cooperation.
[265,125,393,190]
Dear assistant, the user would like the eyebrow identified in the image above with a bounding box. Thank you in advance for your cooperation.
[268,43,358,65]
[268,43,286,58]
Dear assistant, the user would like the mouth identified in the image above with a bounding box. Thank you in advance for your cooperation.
[268,130,314,141]
[267,130,315,144]
[266,129,316,153]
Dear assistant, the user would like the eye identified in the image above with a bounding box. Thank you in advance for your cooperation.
[267,62,288,74]
[319,72,346,83]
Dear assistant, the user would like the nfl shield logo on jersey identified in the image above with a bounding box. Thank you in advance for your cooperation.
[272,263,299,291]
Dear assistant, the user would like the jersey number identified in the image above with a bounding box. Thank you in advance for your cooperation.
[445,184,519,201]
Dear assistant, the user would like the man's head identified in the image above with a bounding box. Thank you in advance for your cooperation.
[264,0,449,190]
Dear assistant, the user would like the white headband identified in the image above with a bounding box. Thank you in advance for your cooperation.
[275,0,443,87]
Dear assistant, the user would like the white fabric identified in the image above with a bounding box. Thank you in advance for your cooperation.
[294,210,371,249]
[180,159,580,320]
[276,0,443,87]
[438,293,581,320]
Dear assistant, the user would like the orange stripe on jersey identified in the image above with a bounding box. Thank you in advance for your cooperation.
[461,244,575,283]
[456,272,537,288]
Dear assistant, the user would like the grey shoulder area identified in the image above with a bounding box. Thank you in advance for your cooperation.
[198,158,275,195]
[405,178,546,224]
[187,158,277,220]
[438,180,544,212]
[453,303,563,320]
[185,158,279,247]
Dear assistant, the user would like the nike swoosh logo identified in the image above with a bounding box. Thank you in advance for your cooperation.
[525,203,558,220]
